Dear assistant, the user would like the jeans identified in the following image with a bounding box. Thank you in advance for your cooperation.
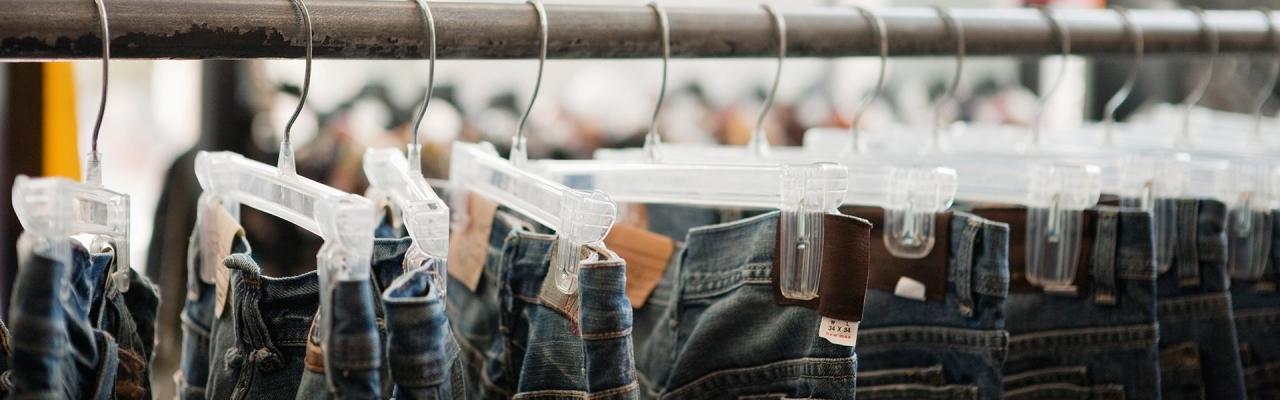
[384,258,468,399]
[446,210,638,399]
[1156,199,1247,400]
[849,210,1010,400]
[973,207,1161,400]
[1230,213,1280,399]
[8,234,158,399]
[178,226,220,399]
[633,210,860,399]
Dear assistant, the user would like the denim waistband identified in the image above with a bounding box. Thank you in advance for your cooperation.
[1155,292,1232,320]
[382,260,456,389]
[1006,324,1158,355]
[483,212,558,301]
[857,326,1009,352]
[223,253,320,347]
[1165,199,1228,291]
[678,211,779,299]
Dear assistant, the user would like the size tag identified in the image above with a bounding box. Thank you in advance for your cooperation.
[893,276,927,302]
[447,194,499,292]
[818,317,858,347]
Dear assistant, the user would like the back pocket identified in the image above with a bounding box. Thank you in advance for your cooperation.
[858,364,946,387]
[1003,366,1089,392]
[1160,342,1206,400]
[1005,383,1124,400]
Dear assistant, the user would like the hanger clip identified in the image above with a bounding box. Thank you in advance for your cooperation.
[882,166,957,258]
[777,163,847,300]
[1226,163,1277,280]
[1025,164,1101,291]
[552,189,615,294]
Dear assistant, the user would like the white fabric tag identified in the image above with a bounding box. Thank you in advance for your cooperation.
[818,317,858,347]
[893,276,928,301]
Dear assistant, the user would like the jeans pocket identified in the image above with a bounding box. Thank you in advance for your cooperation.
[1243,360,1280,398]
[1003,366,1089,392]
[1004,383,1124,400]
[1160,342,1206,400]
[858,364,946,387]
[855,384,978,400]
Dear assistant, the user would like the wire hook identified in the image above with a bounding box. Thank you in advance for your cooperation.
[512,0,548,167]
[932,7,963,152]
[747,4,785,159]
[1104,6,1142,146]
[280,0,314,176]
[644,2,671,162]
[846,6,887,155]
[409,0,437,174]
[1252,6,1278,141]
[86,0,110,186]
[1032,6,1069,150]
[1179,6,1218,149]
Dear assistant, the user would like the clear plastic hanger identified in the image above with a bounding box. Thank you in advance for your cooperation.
[193,0,376,284]
[592,5,955,260]
[528,3,848,300]
[363,0,449,276]
[12,0,133,292]
[447,0,617,296]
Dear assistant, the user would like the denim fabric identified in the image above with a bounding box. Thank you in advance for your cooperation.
[8,235,121,399]
[384,258,467,399]
[855,212,1010,400]
[295,279,382,400]
[205,243,320,399]
[95,260,162,400]
[446,210,638,399]
[1228,212,1280,399]
[996,207,1162,400]
[178,226,221,399]
[634,210,858,399]
[1157,199,1247,400]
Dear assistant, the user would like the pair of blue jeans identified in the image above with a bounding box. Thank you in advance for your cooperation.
[1156,199,1247,400]
[849,209,1010,400]
[633,209,863,399]
[1229,212,1280,399]
[973,206,1161,400]
[445,209,638,398]
[9,233,160,399]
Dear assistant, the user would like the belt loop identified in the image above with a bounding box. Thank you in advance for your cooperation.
[1092,210,1118,305]
[1176,199,1202,288]
[952,217,982,317]
[229,261,283,372]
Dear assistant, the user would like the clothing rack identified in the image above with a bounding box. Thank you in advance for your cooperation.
[2,1,1279,61]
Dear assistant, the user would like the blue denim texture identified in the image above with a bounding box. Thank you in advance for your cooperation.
[633,210,858,399]
[446,211,638,399]
[855,212,1010,400]
[1000,207,1162,400]
[295,278,383,400]
[8,235,159,399]
[1228,212,1280,399]
[1157,199,1247,400]
[178,227,220,399]
[384,258,467,399]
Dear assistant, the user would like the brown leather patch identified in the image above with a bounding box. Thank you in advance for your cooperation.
[841,207,951,302]
[970,207,1094,293]
[447,194,499,292]
[772,213,873,322]
[603,223,674,308]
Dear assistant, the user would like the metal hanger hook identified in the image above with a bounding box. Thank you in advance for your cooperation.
[847,5,887,155]
[512,0,548,166]
[1032,6,1069,148]
[1252,6,1278,138]
[932,6,963,149]
[90,0,109,156]
[748,4,785,159]
[644,1,671,162]
[284,0,314,149]
[1104,6,1143,143]
[1180,6,1218,145]
[410,0,437,155]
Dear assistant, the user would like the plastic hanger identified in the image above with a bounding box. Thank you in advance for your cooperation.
[193,0,376,283]
[592,6,955,260]
[528,3,848,300]
[12,0,133,292]
[447,0,617,296]
[363,0,450,277]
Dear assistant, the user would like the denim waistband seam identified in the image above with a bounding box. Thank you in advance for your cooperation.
[1155,292,1231,320]
[680,264,773,299]
[1006,324,1157,355]
[663,357,857,399]
[855,326,1008,351]
[1243,361,1280,389]
[581,327,631,340]
[1231,307,1280,330]
[589,382,640,399]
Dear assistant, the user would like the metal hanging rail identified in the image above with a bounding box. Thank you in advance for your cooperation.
[0,0,1277,61]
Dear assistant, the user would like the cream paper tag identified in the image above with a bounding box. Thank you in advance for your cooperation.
[210,206,243,318]
[447,194,499,292]
[818,317,859,347]
[893,276,928,302]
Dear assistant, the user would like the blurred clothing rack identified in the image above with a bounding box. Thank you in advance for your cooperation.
[2,0,1279,61]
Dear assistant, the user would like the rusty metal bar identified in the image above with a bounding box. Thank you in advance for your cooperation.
[0,1,1275,61]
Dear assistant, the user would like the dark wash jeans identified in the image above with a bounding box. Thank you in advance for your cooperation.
[384,258,468,399]
[851,211,1010,400]
[633,210,858,399]
[445,210,638,399]
[1156,199,1247,400]
[1230,212,1280,399]
[973,206,1161,400]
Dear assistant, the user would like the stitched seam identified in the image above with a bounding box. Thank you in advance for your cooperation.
[582,327,631,340]
[588,383,640,399]
[664,358,856,399]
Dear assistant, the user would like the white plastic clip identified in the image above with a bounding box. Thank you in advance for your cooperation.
[1025,164,1102,290]
[1226,162,1276,279]
[363,147,451,274]
[1117,152,1190,274]
[13,175,131,292]
[881,166,958,258]
[778,163,848,300]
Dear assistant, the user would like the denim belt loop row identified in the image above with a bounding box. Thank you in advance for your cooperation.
[1093,210,1119,305]
[231,267,284,373]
